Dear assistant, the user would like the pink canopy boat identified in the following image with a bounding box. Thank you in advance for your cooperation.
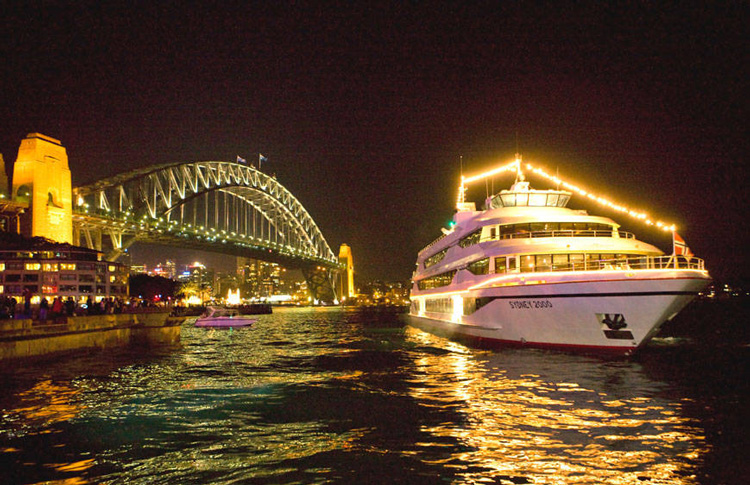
[195,306,257,328]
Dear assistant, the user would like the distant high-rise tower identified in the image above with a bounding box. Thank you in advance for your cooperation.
[11,133,73,243]
[338,244,355,301]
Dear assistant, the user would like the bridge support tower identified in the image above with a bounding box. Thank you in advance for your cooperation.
[337,244,355,302]
[11,133,73,243]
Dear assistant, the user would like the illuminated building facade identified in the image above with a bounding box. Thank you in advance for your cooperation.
[0,239,128,303]
[237,256,295,300]
[152,260,176,279]
[177,262,215,300]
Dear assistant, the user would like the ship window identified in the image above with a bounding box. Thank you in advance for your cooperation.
[499,225,515,238]
[552,254,570,271]
[467,258,489,275]
[463,298,477,315]
[569,254,585,270]
[528,193,548,206]
[515,224,531,236]
[530,223,546,233]
[417,270,456,290]
[520,255,535,273]
[425,297,453,313]
[459,229,482,248]
[410,300,421,314]
[535,255,551,272]
[424,248,448,268]
[500,194,516,206]
[490,227,497,239]
[495,257,507,273]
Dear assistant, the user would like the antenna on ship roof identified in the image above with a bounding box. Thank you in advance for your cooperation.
[513,131,524,184]
[513,152,524,184]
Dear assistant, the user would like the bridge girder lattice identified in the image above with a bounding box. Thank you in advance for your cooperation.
[72,161,340,302]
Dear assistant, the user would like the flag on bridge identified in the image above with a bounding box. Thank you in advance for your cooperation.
[672,232,693,257]
[259,154,268,163]
[236,156,246,164]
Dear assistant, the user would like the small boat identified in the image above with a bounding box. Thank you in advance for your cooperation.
[195,306,257,327]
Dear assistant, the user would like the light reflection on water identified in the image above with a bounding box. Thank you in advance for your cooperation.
[0,306,744,484]
[405,327,705,484]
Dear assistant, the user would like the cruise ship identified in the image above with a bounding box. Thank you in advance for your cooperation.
[408,157,710,355]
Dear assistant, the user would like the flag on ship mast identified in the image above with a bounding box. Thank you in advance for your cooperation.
[672,232,693,257]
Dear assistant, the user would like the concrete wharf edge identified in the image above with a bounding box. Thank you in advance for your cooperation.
[0,312,184,362]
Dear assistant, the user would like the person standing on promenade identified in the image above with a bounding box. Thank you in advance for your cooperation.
[22,288,32,317]
[39,297,49,322]
[51,296,64,322]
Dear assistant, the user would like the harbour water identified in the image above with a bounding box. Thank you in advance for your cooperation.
[1,303,747,484]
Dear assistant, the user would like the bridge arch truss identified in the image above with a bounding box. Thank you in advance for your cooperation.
[72,161,340,302]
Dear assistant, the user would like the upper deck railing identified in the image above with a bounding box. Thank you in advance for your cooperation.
[420,229,635,259]
[517,254,706,273]
[414,254,707,287]
[495,229,634,240]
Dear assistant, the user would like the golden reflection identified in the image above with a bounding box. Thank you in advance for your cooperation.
[9,379,82,428]
[404,326,706,484]
[31,478,89,485]
[50,458,96,472]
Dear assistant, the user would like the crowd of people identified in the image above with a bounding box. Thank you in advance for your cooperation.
[0,295,135,322]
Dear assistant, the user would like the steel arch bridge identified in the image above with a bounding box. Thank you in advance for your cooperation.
[72,161,342,303]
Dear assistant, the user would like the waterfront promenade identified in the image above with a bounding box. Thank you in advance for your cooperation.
[0,310,182,363]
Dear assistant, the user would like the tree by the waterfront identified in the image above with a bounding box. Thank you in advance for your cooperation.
[128,274,178,302]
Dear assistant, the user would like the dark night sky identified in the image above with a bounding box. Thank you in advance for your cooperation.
[1,2,747,283]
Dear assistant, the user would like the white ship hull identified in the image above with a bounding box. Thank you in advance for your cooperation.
[409,157,710,356]
[409,270,709,355]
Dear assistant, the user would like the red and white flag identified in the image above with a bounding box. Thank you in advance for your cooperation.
[673,232,693,257]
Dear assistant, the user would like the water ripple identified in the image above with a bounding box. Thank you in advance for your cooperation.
[0,306,746,484]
